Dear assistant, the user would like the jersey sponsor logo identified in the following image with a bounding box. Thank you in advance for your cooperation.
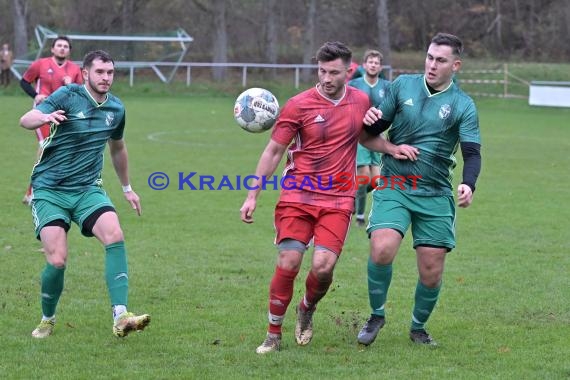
[105,112,115,127]
[404,98,414,106]
[47,68,54,75]
[314,114,325,123]
[439,104,451,119]
[75,111,86,119]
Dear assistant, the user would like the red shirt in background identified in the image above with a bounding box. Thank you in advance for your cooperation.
[23,57,83,101]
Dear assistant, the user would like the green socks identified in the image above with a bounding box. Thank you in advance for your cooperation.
[411,280,441,330]
[105,241,129,307]
[39,242,130,319]
[40,263,65,318]
[367,259,392,317]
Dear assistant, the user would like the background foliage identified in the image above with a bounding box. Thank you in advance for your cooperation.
[2,0,570,65]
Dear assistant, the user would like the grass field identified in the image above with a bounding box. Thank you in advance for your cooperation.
[0,87,569,379]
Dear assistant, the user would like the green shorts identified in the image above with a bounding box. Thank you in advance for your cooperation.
[357,143,381,167]
[30,187,116,239]
[367,189,456,250]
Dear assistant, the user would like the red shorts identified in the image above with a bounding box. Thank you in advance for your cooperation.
[274,201,352,255]
[35,124,51,142]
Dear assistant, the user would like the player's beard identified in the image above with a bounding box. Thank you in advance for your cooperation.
[54,54,67,65]
[319,81,344,100]
[87,77,110,98]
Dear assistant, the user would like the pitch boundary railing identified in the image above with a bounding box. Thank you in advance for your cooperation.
[394,64,529,98]
[12,60,528,98]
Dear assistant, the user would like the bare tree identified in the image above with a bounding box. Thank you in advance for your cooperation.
[212,0,227,80]
[495,0,503,49]
[4,0,570,67]
[376,0,391,66]
[122,0,136,60]
[264,0,278,78]
[301,0,316,82]
[12,0,29,58]
[192,0,227,80]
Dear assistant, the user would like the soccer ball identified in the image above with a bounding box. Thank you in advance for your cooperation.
[233,87,280,133]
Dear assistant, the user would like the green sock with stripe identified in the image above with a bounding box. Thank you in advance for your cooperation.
[411,280,441,331]
[367,259,392,317]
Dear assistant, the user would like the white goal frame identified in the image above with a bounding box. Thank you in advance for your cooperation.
[31,24,194,83]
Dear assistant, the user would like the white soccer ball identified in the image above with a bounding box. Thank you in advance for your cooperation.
[233,87,280,133]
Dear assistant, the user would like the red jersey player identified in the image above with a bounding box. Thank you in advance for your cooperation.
[240,41,412,354]
[19,36,83,204]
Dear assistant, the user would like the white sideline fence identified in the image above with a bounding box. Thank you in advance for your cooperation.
[11,60,530,98]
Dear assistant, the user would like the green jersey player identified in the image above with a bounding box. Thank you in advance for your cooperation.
[20,50,150,339]
[358,33,482,346]
[348,49,391,227]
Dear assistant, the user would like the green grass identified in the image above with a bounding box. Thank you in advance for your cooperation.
[0,90,569,379]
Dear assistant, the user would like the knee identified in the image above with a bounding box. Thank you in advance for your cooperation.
[277,250,303,271]
[99,226,124,245]
[49,257,66,268]
[311,267,333,282]
[418,267,443,288]
[44,249,67,268]
[370,243,395,265]
[311,254,336,281]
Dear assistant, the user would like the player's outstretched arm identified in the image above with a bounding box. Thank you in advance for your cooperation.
[360,129,419,161]
[20,109,66,130]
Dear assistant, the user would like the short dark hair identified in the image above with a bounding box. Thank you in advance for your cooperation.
[315,41,352,66]
[82,50,114,69]
[363,49,383,63]
[431,33,463,57]
[52,36,72,49]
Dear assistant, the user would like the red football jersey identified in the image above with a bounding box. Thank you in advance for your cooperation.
[22,57,83,101]
[271,85,370,211]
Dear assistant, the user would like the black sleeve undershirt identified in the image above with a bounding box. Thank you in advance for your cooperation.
[363,118,392,136]
[20,78,37,99]
[461,141,481,192]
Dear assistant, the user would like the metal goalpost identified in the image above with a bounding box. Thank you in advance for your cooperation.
[18,24,194,83]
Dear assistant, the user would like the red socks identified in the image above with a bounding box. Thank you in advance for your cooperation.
[267,266,298,334]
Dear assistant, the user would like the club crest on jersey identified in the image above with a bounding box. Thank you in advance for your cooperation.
[105,112,115,126]
[378,89,385,99]
[439,104,451,120]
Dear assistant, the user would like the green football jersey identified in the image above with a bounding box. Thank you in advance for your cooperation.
[348,76,391,108]
[32,84,126,190]
[380,74,480,196]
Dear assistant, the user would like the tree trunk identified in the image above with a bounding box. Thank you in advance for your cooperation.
[212,0,227,81]
[121,0,136,60]
[301,0,316,82]
[264,0,278,79]
[12,0,28,58]
[495,0,503,49]
[376,0,391,67]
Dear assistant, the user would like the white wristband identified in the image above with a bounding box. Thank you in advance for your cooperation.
[122,184,132,193]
